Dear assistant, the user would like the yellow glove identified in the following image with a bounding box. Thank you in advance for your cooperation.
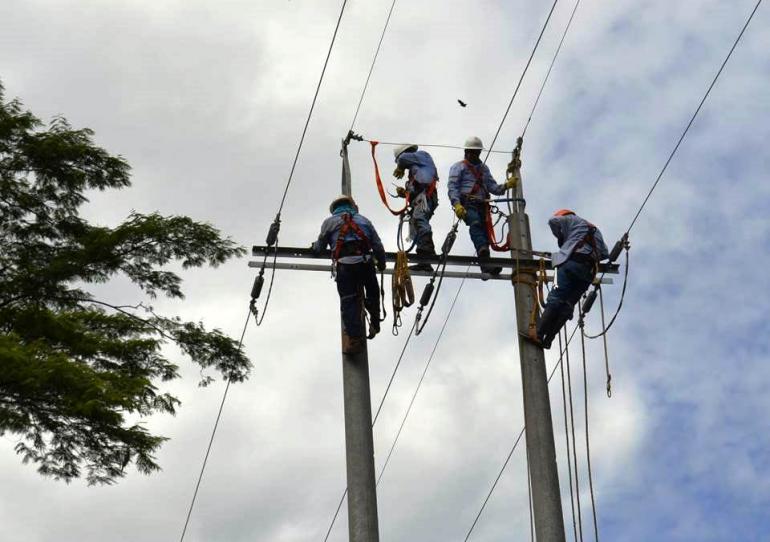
[395,186,407,198]
[453,202,467,220]
[504,176,518,190]
[393,167,405,179]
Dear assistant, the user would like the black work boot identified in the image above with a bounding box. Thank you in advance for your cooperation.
[477,246,503,279]
[537,303,572,349]
[409,245,435,273]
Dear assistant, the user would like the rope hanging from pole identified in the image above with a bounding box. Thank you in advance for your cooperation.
[391,250,414,335]
[578,314,601,542]
[558,331,580,542]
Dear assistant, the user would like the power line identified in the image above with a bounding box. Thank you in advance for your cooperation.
[521,0,583,138]
[365,139,512,154]
[277,0,349,215]
[464,325,579,541]
[463,2,764,531]
[625,0,764,234]
[178,307,252,542]
[485,0,560,161]
[183,4,351,538]
[376,269,469,486]
[349,0,398,131]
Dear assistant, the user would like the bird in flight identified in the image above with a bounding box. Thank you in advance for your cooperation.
[457,99,467,107]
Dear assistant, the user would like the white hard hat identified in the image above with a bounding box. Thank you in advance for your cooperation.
[464,136,484,150]
[329,195,358,214]
[393,143,418,159]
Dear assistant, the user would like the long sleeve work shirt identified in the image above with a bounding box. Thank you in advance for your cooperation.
[549,214,609,267]
[313,211,386,265]
[396,150,438,195]
[447,160,507,206]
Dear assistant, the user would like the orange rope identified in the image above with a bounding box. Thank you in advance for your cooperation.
[485,205,510,252]
[370,141,409,216]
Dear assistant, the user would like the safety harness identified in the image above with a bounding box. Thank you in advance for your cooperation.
[332,213,372,264]
[572,222,600,275]
[462,160,511,252]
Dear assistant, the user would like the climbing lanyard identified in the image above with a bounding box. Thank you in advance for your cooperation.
[370,141,409,215]
[391,251,415,335]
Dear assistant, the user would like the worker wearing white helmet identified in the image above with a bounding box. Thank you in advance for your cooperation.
[392,144,440,272]
[447,136,516,278]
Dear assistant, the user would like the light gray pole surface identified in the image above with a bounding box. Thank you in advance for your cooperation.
[508,143,566,542]
[340,142,380,542]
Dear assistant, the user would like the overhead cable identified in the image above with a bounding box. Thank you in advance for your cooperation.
[349,0,398,131]
[625,0,763,234]
[178,307,252,542]
[521,0,583,138]
[484,0,561,161]
[276,0,349,215]
[464,325,579,541]
[364,139,512,154]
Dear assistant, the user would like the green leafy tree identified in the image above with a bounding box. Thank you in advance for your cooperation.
[0,83,250,484]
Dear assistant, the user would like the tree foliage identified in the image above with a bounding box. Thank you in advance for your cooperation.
[0,83,250,484]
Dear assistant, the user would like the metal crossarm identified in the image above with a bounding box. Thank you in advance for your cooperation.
[251,245,620,274]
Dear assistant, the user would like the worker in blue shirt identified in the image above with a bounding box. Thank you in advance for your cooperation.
[528,209,610,349]
[392,144,439,272]
[447,136,516,277]
[312,195,387,353]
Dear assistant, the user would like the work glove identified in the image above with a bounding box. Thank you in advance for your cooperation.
[504,176,518,190]
[395,186,407,198]
[310,242,320,255]
[376,258,386,272]
[393,167,405,179]
[453,202,467,220]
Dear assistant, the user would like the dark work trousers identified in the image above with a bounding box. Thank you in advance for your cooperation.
[462,203,490,252]
[335,261,380,338]
[545,258,594,318]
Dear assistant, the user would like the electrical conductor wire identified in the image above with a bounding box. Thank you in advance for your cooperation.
[179,307,252,542]
[625,0,763,234]
[349,0,398,131]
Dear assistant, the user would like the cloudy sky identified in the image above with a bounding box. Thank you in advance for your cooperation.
[2,0,769,541]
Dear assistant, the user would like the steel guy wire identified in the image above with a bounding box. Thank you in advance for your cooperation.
[179,306,252,542]
[464,324,580,541]
[625,0,764,235]
[521,0,583,138]
[484,0,560,162]
[349,0,398,131]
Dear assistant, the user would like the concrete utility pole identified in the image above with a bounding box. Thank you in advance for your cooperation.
[339,139,380,542]
[507,138,566,541]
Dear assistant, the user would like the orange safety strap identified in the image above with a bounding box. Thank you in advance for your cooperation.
[370,141,409,216]
[333,213,371,262]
